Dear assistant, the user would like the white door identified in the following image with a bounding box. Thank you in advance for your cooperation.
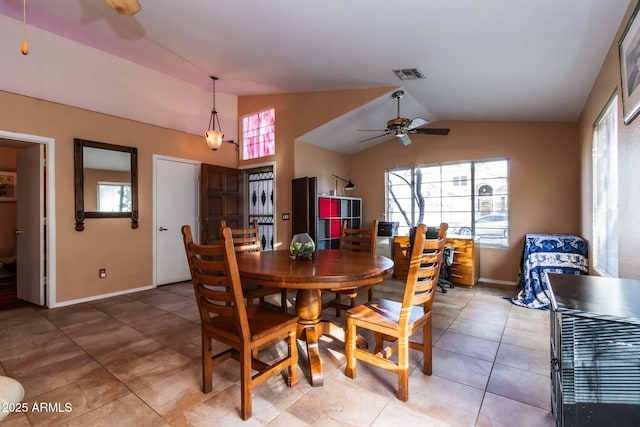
[16,144,44,305]
[155,157,199,286]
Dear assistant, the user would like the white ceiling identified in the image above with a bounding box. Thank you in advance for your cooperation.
[0,0,631,154]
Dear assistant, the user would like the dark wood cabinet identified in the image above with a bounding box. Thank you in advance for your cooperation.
[291,177,362,248]
[292,176,317,241]
[549,273,640,427]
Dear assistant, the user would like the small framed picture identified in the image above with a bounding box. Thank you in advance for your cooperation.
[619,1,640,124]
[0,171,17,202]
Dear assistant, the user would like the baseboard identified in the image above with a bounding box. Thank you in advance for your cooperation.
[49,285,155,308]
[478,278,517,286]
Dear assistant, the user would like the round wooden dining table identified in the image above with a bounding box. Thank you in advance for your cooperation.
[235,249,394,386]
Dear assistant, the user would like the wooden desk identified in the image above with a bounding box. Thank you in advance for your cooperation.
[236,249,394,386]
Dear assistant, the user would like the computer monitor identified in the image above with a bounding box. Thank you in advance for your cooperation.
[409,225,439,254]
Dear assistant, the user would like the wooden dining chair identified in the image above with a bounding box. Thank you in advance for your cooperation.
[323,219,379,316]
[181,225,299,420]
[220,219,288,311]
[344,223,448,401]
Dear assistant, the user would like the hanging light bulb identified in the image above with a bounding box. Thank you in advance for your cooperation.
[21,0,28,55]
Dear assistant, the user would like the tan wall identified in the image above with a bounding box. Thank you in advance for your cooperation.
[294,141,352,195]
[0,89,237,303]
[238,87,395,247]
[348,121,580,282]
[0,78,586,300]
[578,1,640,279]
[0,147,17,253]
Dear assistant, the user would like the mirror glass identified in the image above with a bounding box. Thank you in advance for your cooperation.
[82,147,132,212]
[74,138,138,231]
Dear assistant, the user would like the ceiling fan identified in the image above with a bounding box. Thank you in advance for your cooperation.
[105,0,141,15]
[357,90,450,146]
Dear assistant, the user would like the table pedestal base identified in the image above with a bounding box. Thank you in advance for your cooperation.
[294,288,366,387]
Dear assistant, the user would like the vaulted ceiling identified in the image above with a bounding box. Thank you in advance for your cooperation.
[0,0,631,153]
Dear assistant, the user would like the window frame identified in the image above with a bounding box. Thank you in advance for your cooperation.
[385,156,510,248]
[592,92,619,277]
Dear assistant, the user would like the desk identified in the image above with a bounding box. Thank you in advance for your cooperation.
[509,233,587,309]
[236,249,394,386]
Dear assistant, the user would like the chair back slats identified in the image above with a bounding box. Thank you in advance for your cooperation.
[220,219,261,253]
[339,219,378,254]
[401,223,448,321]
[182,225,250,336]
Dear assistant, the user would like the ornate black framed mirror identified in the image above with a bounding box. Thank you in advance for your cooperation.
[74,138,138,231]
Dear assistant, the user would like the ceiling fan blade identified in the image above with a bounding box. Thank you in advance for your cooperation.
[407,118,429,130]
[356,132,392,144]
[409,128,451,136]
[105,0,141,15]
[357,129,389,132]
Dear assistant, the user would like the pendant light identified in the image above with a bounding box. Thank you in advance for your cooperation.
[204,76,225,150]
[105,0,141,15]
[21,0,28,55]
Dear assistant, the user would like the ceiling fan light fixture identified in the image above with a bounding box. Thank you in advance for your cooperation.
[396,134,412,146]
[105,0,141,15]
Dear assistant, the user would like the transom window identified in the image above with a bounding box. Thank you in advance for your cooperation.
[386,157,509,247]
[242,108,275,160]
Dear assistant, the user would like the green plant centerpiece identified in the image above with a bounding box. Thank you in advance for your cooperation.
[290,233,315,260]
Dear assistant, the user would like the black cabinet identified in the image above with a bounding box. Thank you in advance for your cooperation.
[548,274,640,427]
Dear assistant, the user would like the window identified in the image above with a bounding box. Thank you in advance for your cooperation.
[97,182,131,212]
[246,165,275,251]
[386,157,509,247]
[592,94,618,277]
[242,108,275,160]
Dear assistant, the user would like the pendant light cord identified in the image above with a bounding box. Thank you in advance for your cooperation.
[207,76,223,133]
[21,0,29,55]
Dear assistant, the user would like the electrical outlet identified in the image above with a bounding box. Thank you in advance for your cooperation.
[99,268,106,278]
[282,213,290,220]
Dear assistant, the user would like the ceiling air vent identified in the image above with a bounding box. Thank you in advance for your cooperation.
[392,68,425,80]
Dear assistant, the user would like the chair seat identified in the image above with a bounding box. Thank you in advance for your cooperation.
[206,305,299,344]
[346,298,429,332]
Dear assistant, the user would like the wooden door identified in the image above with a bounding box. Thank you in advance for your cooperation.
[200,164,243,244]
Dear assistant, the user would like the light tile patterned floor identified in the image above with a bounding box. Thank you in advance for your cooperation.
[0,280,556,426]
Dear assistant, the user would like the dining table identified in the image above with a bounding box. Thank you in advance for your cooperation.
[235,249,394,386]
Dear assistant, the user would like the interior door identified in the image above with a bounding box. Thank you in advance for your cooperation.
[16,143,44,305]
[155,157,199,286]
[200,163,243,244]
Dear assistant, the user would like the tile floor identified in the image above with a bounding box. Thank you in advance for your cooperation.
[0,280,556,426]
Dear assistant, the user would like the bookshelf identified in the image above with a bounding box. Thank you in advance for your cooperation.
[291,177,362,249]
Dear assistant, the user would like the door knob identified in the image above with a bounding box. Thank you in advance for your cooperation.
[159,227,168,231]
[15,230,24,235]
